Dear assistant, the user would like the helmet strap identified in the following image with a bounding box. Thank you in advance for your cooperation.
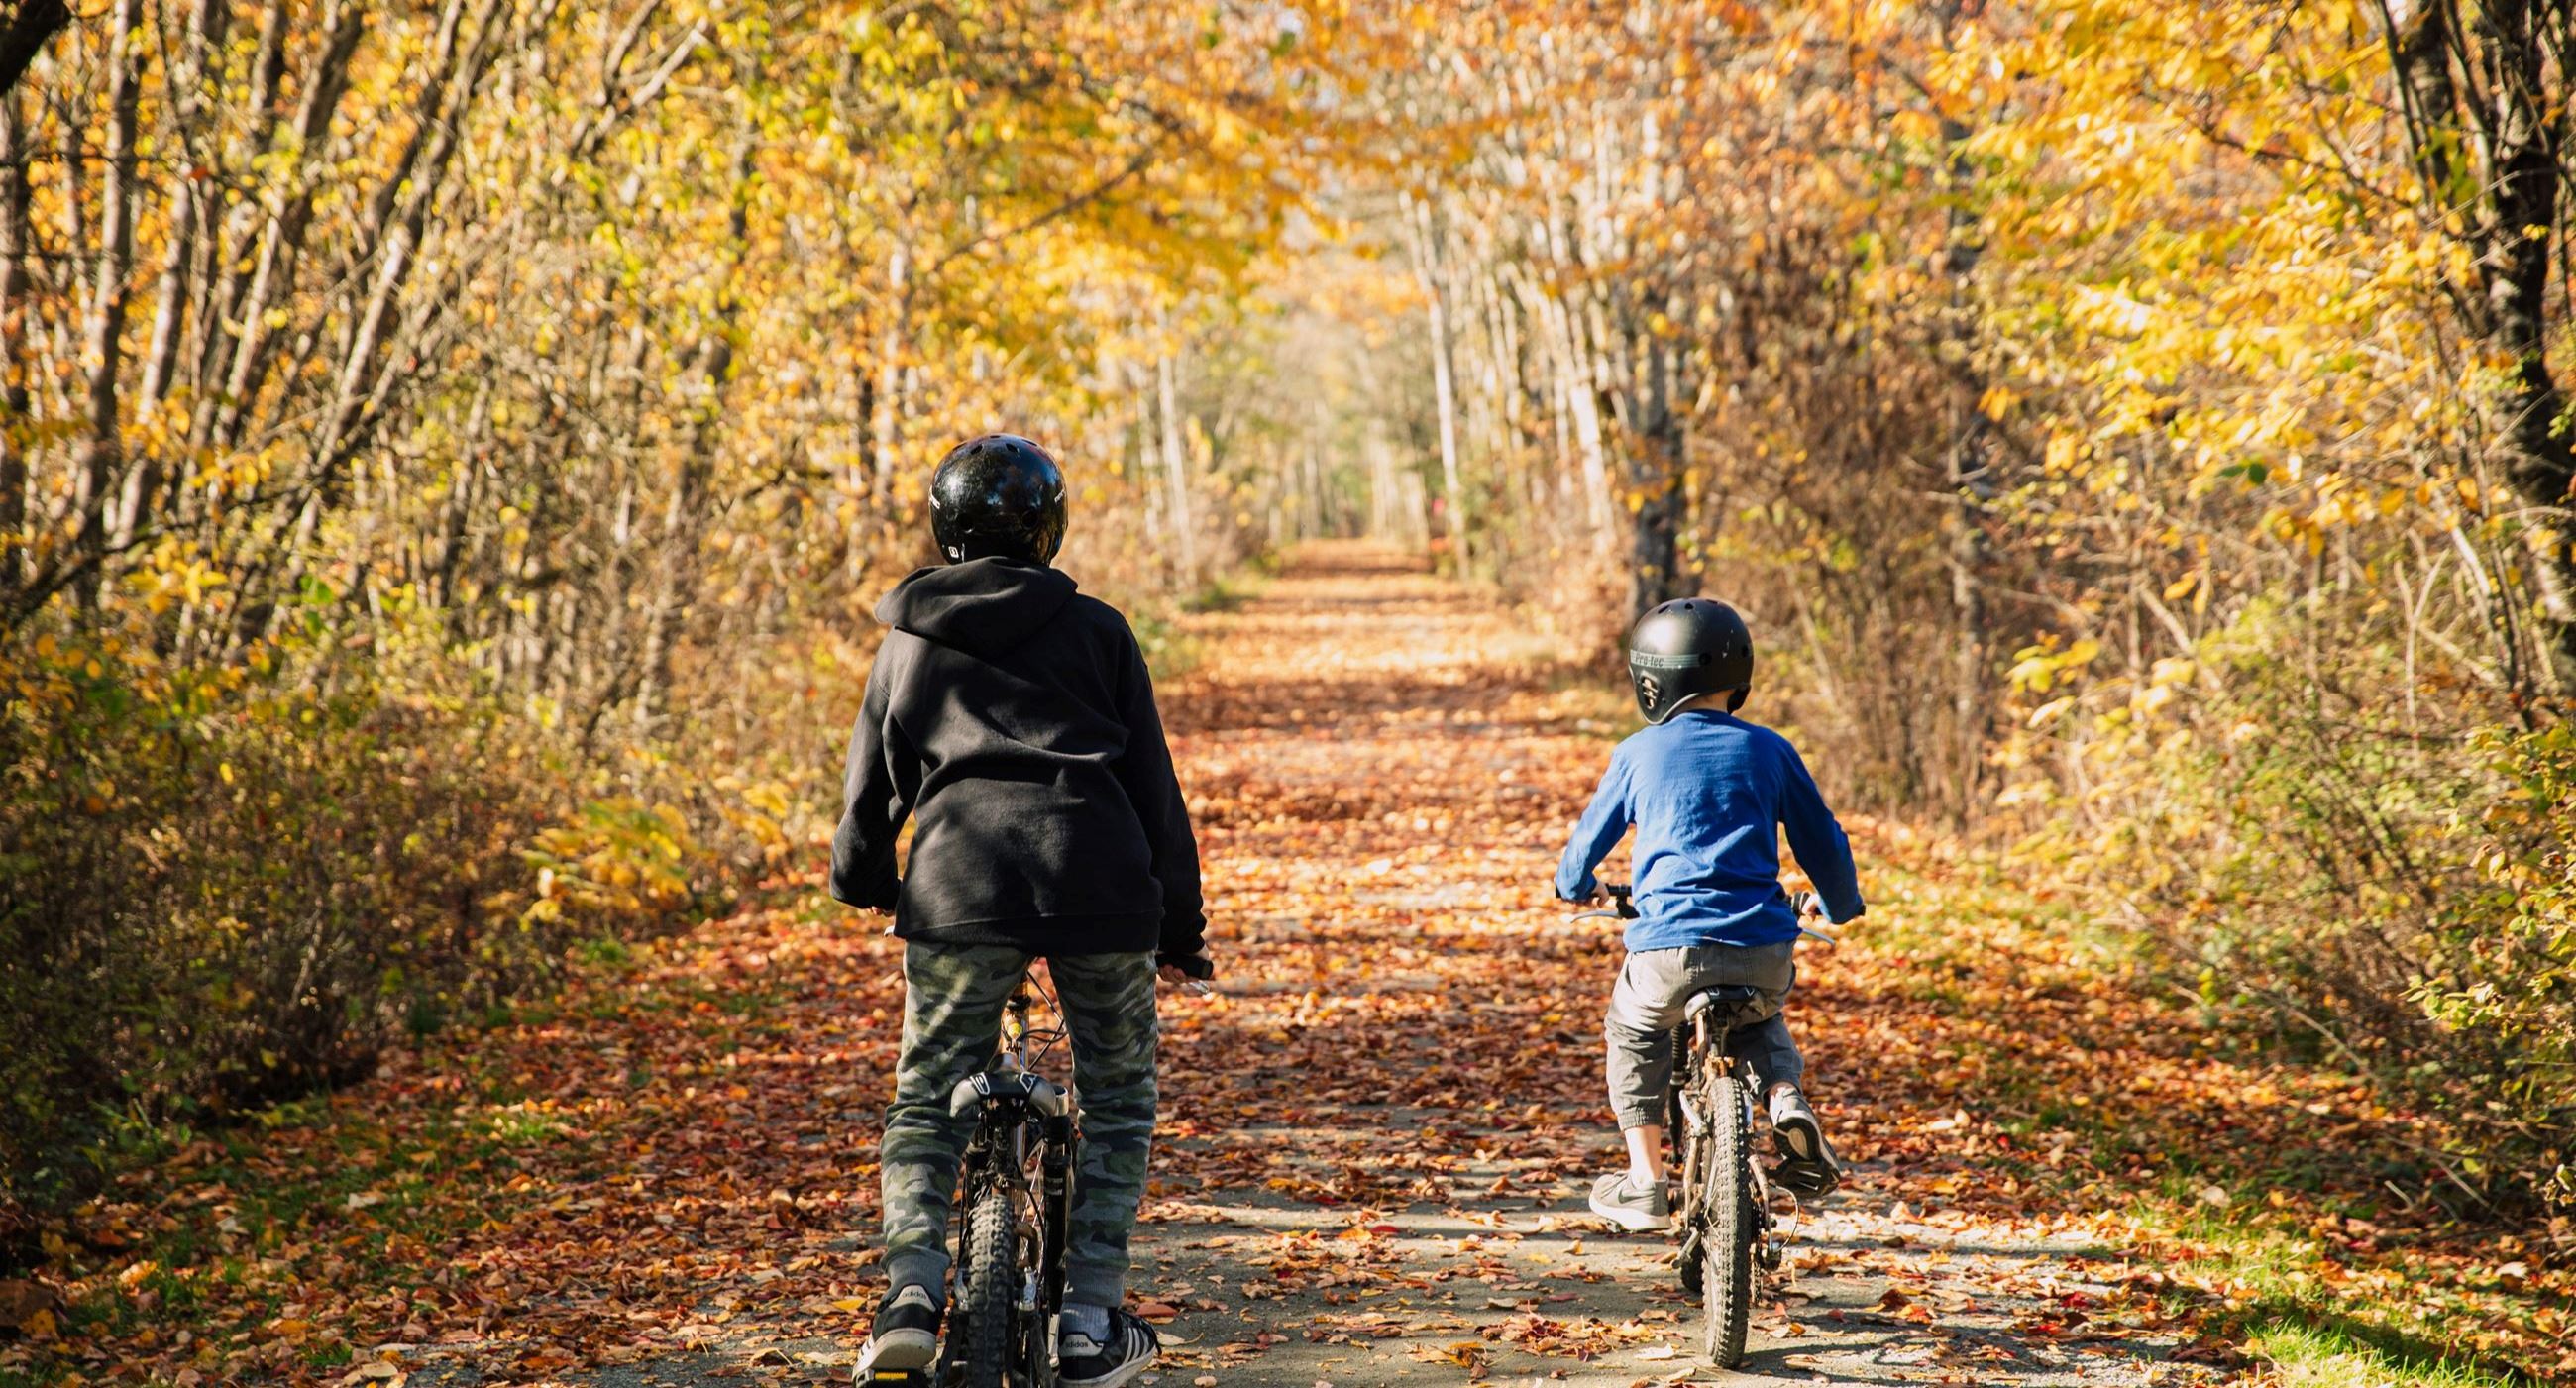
[948,537,1050,567]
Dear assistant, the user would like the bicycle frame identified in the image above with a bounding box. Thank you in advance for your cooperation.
[1562,882,1824,1365]
[1671,1001,1783,1271]
[933,976,1076,1387]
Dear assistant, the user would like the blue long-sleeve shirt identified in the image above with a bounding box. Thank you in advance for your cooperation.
[1555,709,1864,951]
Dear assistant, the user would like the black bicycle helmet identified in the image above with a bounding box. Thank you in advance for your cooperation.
[928,434,1069,565]
[1628,597,1755,724]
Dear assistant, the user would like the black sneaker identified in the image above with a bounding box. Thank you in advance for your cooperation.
[1056,1306,1160,1388]
[1768,1084,1843,1197]
[854,1284,941,1378]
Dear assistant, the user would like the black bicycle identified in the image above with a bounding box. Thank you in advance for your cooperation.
[866,972,1074,1388]
[1574,884,1826,1366]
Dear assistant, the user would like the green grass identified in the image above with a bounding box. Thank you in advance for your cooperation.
[2142,1214,2545,1386]
[2250,1320,2526,1387]
[1849,851,2555,1385]
[1182,569,1268,614]
[1127,564,1275,679]
[1536,667,1638,741]
[1130,607,1203,681]
[34,1042,597,1374]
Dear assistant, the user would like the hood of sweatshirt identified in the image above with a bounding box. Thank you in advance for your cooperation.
[875,558,1079,656]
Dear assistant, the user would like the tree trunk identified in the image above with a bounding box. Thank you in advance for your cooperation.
[1155,312,1196,578]
[114,0,225,552]
[70,0,145,606]
[2382,0,2576,690]
[0,91,28,596]
[201,0,368,459]
[1625,304,1684,620]
[0,0,68,99]
[633,139,751,731]
[1406,192,1469,571]
[1935,0,1994,818]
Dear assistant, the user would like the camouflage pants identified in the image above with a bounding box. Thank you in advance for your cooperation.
[880,942,1159,1310]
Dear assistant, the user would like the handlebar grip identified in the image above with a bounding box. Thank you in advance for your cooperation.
[1161,952,1216,981]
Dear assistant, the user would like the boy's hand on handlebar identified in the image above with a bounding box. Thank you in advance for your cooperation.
[1158,952,1216,988]
[1792,890,1826,920]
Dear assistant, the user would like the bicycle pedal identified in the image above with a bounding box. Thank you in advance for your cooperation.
[863,1372,930,1385]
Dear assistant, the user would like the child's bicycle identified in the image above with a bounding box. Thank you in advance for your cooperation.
[872,965,1213,1387]
[871,971,1073,1388]
[1572,884,1834,1367]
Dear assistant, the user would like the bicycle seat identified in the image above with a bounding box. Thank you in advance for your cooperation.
[949,1068,1072,1119]
[1685,985,1768,1025]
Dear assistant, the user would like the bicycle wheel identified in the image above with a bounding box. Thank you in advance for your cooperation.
[1019,1212,1054,1388]
[1663,1024,1690,1135]
[955,1183,1019,1387]
[1672,1038,1705,1298]
[1696,1071,1758,1367]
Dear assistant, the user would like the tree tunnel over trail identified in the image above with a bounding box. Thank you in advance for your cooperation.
[40,545,2269,1386]
[6,3,2572,1382]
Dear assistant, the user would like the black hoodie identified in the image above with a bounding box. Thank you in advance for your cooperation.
[829,558,1206,959]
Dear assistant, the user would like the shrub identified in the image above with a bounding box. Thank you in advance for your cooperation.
[2415,726,2576,1209]
[2001,603,2575,1213]
[0,631,704,1254]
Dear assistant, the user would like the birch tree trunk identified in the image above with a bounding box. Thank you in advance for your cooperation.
[70,0,145,605]
[1406,192,1468,570]
[1155,314,1196,578]
[633,141,751,732]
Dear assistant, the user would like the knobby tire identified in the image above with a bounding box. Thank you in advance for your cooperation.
[957,1183,1019,1387]
[1674,1036,1705,1300]
[1699,1071,1757,1367]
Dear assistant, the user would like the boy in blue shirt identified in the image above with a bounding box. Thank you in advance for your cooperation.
[1556,598,1861,1228]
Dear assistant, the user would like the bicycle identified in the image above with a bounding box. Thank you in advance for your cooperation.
[1572,884,1834,1367]
[867,970,1073,1388]
[871,964,1214,1388]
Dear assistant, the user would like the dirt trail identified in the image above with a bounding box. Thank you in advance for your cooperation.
[1122,544,2208,1388]
[369,542,2215,1387]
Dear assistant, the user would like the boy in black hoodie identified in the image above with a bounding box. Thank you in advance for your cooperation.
[832,435,1209,1387]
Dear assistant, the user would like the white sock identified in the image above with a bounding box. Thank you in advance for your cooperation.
[1060,1301,1112,1343]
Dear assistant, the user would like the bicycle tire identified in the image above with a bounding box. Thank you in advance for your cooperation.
[955,1184,1019,1387]
[1664,1024,1690,1135]
[1698,1071,1758,1367]
[1673,1034,1704,1299]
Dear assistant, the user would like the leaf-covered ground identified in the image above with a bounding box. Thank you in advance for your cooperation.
[12,544,2564,1387]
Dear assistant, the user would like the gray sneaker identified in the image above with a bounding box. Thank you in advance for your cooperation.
[1768,1085,1842,1196]
[1587,1171,1671,1231]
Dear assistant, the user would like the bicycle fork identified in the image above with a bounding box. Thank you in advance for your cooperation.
[1743,1083,1784,1274]
[1034,1112,1071,1318]
[1676,1022,1787,1277]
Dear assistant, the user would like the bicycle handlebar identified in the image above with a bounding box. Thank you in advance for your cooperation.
[1567,883,1843,943]
[1568,882,1637,921]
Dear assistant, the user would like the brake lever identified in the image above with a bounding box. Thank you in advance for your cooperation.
[1787,889,1840,944]
[1568,884,1636,922]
